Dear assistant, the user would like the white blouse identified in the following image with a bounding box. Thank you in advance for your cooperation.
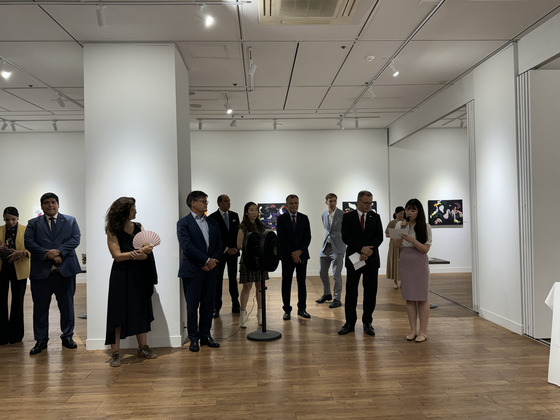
[395,221,432,248]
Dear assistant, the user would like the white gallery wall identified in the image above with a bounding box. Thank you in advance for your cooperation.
[389,128,472,273]
[528,69,560,338]
[190,129,391,278]
[0,132,86,267]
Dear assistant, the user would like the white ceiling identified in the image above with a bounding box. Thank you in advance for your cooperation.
[1,0,559,133]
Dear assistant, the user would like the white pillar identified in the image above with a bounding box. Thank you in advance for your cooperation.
[84,44,190,350]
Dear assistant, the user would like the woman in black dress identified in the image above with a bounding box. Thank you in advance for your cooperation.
[105,197,157,367]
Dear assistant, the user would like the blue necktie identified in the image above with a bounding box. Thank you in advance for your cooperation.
[224,212,230,230]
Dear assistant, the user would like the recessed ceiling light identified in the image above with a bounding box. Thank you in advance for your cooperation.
[365,55,375,62]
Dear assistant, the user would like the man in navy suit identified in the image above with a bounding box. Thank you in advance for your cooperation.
[177,191,223,352]
[208,194,240,318]
[338,190,383,336]
[277,194,312,320]
[24,192,81,355]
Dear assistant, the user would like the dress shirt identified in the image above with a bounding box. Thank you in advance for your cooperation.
[194,213,210,249]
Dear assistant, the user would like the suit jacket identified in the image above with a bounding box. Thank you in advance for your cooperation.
[276,212,311,261]
[24,214,81,280]
[208,209,240,256]
[341,210,383,269]
[177,213,223,278]
[320,208,346,256]
[0,223,31,280]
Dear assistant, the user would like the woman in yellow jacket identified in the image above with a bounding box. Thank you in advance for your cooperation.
[0,207,30,344]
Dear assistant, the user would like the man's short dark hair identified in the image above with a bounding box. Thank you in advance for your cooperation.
[286,194,299,203]
[217,194,227,204]
[186,191,208,209]
[40,192,59,205]
[357,190,372,201]
[325,193,337,201]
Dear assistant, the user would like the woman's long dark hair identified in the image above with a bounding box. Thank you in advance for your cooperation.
[405,198,428,244]
[105,197,135,235]
[241,201,265,234]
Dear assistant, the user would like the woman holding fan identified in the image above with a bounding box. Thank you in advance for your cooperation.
[104,197,158,366]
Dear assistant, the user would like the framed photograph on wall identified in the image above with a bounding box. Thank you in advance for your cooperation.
[258,203,287,230]
[343,201,377,213]
[428,199,463,225]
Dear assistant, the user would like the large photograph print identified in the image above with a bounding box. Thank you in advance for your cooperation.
[428,199,463,225]
[258,203,287,230]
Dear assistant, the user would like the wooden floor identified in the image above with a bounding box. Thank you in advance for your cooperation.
[1,275,559,419]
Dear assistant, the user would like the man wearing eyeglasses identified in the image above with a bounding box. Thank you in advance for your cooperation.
[338,190,383,336]
[177,191,223,352]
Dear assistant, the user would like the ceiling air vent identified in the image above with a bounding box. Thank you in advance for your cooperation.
[259,0,360,25]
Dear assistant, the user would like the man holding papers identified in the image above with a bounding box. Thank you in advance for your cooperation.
[338,190,383,336]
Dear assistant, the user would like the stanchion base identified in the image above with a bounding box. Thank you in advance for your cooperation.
[247,330,282,342]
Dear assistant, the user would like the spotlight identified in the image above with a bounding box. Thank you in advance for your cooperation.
[355,118,359,129]
[273,119,277,130]
[195,6,215,28]
[56,94,65,108]
[368,86,376,99]
[1,120,7,131]
[11,121,16,132]
[248,63,257,78]
[230,118,237,128]
[389,61,399,78]
[337,119,344,130]
[1,58,12,80]
[96,4,107,27]
[224,102,232,114]
[53,120,58,132]
[198,120,203,130]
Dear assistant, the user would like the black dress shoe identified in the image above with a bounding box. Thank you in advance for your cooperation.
[315,294,332,304]
[297,310,311,319]
[213,310,220,318]
[189,340,200,352]
[61,337,77,349]
[30,341,48,355]
[232,307,241,314]
[200,336,220,348]
[363,323,376,336]
[283,312,291,320]
[338,324,355,335]
[329,299,342,308]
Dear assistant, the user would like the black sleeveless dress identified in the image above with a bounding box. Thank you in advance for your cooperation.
[105,222,157,345]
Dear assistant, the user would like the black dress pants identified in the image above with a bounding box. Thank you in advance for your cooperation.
[281,258,308,313]
[0,263,27,344]
[344,264,379,326]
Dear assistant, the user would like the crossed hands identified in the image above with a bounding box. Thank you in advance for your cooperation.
[202,258,219,271]
[291,250,303,264]
[45,249,62,264]
[360,246,374,261]
[1,244,27,263]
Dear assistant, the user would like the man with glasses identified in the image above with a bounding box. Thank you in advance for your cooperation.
[338,190,383,336]
[177,191,223,352]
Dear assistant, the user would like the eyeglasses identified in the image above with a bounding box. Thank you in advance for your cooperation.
[360,201,373,206]
[197,199,208,204]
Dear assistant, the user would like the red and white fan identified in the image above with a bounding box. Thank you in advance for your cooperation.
[133,230,161,249]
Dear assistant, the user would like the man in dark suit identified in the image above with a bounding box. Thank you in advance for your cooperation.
[24,192,81,355]
[177,191,223,352]
[339,190,383,336]
[208,194,240,318]
[276,194,312,320]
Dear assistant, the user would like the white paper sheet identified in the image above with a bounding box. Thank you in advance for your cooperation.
[388,227,408,239]
[349,252,366,270]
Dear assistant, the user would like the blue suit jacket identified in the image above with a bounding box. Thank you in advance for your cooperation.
[177,213,223,278]
[24,213,81,280]
[276,211,311,261]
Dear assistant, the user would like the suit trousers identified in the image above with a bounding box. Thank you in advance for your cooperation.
[281,258,308,313]
[344,264,378,326]
[214,253,240,311]
[0,263,27,344]
[182,271,217,342]
[30,271,76,342]
[319,243,344,300]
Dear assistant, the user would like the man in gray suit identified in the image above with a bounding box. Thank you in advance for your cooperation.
[317,193,346,308]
